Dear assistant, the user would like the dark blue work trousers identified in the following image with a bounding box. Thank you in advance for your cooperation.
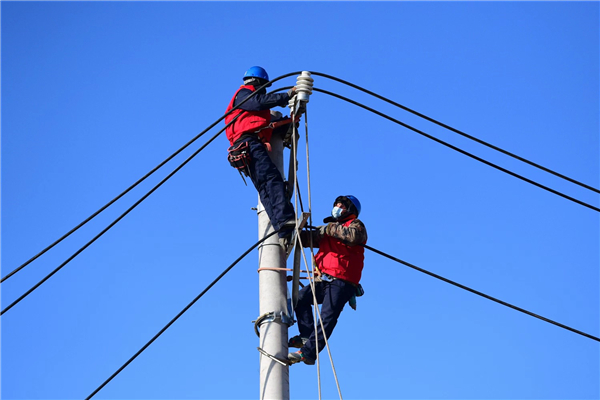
[294,279,356,361]
[243,137,295,237]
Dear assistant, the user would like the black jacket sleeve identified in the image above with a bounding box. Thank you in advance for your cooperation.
[234,88,290,111]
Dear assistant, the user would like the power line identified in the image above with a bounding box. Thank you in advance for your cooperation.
[4,78,596,318]
[363,243,600,343]
[310,72,600,195]
[314,87,600,213]
[1,128,224,316]
[1,73,301,284]
[85,230,279,400]
[7,70,595,284]
[0,85,294,315]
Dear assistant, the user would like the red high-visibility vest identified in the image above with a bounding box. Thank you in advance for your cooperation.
[225,85,272,145]
[315,219,365,285]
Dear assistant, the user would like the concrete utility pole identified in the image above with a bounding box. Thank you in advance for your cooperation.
[257,72,313,400]
[257,133,290,400]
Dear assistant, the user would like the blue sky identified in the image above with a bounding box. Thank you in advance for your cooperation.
[2,1,598,399]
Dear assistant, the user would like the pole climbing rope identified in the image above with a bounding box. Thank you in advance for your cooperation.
[303,106,328,399]
[295,231,345,400]
[287,87,344,400]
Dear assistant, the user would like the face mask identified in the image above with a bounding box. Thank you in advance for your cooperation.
[331,206,345,219]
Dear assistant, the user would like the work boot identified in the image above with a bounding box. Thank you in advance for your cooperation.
[287,350,315,365]
[288,335,309,348]
[278,219,296,249]
[279,219,296,234]
[278,233,293,250]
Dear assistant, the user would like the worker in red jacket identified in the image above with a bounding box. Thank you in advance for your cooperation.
[225,66,297,241]
[288,195,367,365]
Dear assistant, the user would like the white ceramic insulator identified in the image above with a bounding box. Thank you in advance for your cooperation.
[296,71,314,102]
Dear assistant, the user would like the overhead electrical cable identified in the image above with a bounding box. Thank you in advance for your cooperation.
[1,126,226,315]
[1,84,294,315]
[85,231,279,400]
[310,72,600,195]
[6,70,597,285]
[1,73,301,284]
[363,243,600,343]
[313,87,600,213]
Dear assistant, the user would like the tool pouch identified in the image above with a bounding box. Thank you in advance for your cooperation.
[227,141,251,176]
[355,284,365,297]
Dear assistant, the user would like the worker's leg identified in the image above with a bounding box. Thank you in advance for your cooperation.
[301,280,355,361]
[294,282,324,339]
[246,139,295,236]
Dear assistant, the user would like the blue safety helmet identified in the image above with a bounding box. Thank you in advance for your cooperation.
[243,66,269,82]
[334,195,362,218]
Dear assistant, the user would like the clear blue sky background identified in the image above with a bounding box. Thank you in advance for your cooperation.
[2,2,598,399]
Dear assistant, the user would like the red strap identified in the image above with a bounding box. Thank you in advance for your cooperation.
[269,115,300,129]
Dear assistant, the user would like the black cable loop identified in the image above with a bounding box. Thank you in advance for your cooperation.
[313,87,600,213]
[309,71,600,195]
[2,73,302,284]
[362,243,599,343]
[85,230,279,400]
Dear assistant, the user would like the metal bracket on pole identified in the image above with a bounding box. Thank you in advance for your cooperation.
[291,239,302,310]
[253,311,296,337]
[257,347,291,366]
[285,212,311,259]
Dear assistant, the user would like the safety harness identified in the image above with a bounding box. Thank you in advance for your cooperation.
[227,118,298,185]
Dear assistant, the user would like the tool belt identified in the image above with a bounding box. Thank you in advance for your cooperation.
[314,272,364,297]
[227,140,251,176]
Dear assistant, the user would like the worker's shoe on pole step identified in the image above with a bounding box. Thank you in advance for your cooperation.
[279,234,293,250]
[288,335,309,348]
[279,219,297,235]
[278,219,296,249]
[287,350,315,365]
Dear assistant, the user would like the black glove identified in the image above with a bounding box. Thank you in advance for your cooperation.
[323,216,336,223]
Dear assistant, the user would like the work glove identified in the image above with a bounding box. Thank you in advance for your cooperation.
[287,86,296,98]
[270,110,283,120]
[317,225,328,236]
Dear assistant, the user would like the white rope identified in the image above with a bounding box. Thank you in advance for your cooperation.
[301,106,322,397]
[290,101,322,399]
[289,103,343,400]
[296,234,343,400]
